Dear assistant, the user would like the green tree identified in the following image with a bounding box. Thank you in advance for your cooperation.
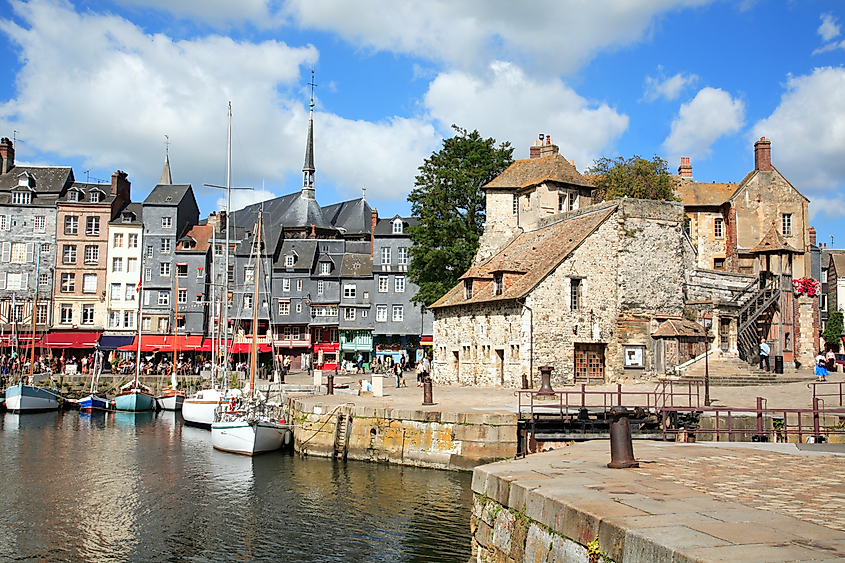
[823,310,843,352]
[407,125,514,307]
[587,155,679,202]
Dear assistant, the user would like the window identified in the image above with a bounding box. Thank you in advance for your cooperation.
[228,265,234,283]
[279,301,290,315]
[296,279,302,291]
[821,294,828,312]
[311,305,337,317]
[60,304,73,324]
[113,257,123,272]
[215,244,223,257]
[465,279,473,299]
[127,258,138,273]
[161,238,171,253]
[122,212,133,223]
[319,262,331,275]
[378,276,389,292]
[158,318,169,332]
[296,303,302,313]
[392,305,404,322]
[178,289,187,304]
[398,248,408,265]
[344,307,356,321]
[142,317,151,330]
[10,243,26,263]
[714,258,725,270]
[12,192,31,205]
[285,255,294,267]
[89,190,101,203]
[6,273,25,291]
[110,283,121,301]
[40,243,50,254]
[125,284,135,301]
[176,264,188,277]
[361,309,368,318]
[65,215,79,235]
[782,213,793,237]
[283,278,291,292]
[162,217,172,229]
[493,274,503,296]
[392,219,403,234]
[36,304,47,325]
[146,245,154,258]
[12,303,23,322]
[33,216,45,232]
[86,216,99,236]
[558,192,567,213]
[81,305,94,324]
[109,311,121,329]
[317,280,324,295]
[714,217,723,239]
[113,233,123,248]
[62,245,76,264]
[61,273,75,292]
[144,268,151,281]
[38,273,48,287]
[128,233,138,248]
[158,291,170,306]
[124,311,135,329]
[570,278,582,311]
[84,245,99,265]
[196,266,204,279]
[0,215,7,230]
[243,294,253,309]
[160,262,170,276]
[513,194,519,215]
[144,290,150,306]
[381,247,391,265]
[395,276,405,293]
[82,274,97,293]
[343,284,356,299]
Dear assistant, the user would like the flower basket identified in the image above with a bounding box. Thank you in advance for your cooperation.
[793,278,820,297]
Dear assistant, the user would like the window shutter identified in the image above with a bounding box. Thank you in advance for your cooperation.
[0,272,6,290]
[21,273,28,290]
[25,243,34,263]
[144,290,150,306]
[1,242,10,262]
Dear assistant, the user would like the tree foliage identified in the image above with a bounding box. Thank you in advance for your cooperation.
[587,155,679,202]
[823,310,843,352]
[407,125,514,307]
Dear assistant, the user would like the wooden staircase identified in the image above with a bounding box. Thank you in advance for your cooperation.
[333,408,353,460]
[732,273,786,366]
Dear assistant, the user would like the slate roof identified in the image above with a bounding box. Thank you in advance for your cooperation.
[59,182,115,204]
[652,319,708,338]
[144,184,192,205]
[322,197,372,235]
[109,202,143,225]
[177,224,213,252]
[485,154,593,191]
[829,254,845,277]
[749,224,803,254]
[431,204,617,308]
[275,239,317,268]
[0,166,73,195]
[339,253,373,277]
[674,178,738,206]
[374,216,418,236]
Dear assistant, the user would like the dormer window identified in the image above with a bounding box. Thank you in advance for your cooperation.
[392,219,403,234]
[319,262,331,275]
[182,240,193,250]
[493,274,503,296]
[464,279,473,299]
[68,190,79,202]
[12,192,31,205]
[121,212,133,223]
[89,190,101,203]
[285,255,295,267]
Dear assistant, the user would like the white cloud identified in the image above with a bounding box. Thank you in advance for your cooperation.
[809,196,845,222]
[643,68,699,101]
[751,67,845,196]
[662,87,745,160]
[818,13,841,42]
[812,39,845,55]
[216,187,279,212]
[423,62,629,169]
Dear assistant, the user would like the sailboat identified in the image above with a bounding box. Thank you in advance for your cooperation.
[78,348,108,412]
[211,212,291,456]
[114,253,155,412]
[4,245,61,413]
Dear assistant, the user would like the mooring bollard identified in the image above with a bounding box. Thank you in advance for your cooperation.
[423,376,433,405]
[607,406,639,468]
[537,365,555,395]
[326,372,334,395]
[521,372,529,390]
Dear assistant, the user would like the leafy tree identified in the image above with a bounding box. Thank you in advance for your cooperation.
[587,155,679,202]
[407,125,514,307]
[823,310,843,352]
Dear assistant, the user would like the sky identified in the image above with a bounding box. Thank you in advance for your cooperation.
[0,0,844,247]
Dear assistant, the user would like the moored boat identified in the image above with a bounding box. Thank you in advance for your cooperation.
[4,381,61,413]
[114,382,156,412]
[183,387,240,427]
[155,386,185,411]
[78,394,109,412]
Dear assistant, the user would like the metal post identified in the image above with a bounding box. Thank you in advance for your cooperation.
[704,328,711,406]
[326,372,334,395]
[422,376,433,405]
[753,396,768,442]
[813,397,824,443]
[521,372,528,390]
[537,365,555,395]
[607,406,639,468]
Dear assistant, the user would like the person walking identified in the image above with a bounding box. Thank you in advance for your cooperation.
[356,352,364,374]
[826,348,836,373]
[759,339,770,372]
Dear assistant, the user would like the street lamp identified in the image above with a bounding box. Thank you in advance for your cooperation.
[703,310,712,406]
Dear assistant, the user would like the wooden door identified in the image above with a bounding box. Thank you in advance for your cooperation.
[574,344,605,383]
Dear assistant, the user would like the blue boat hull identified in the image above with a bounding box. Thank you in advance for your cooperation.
[4,382,61,413]
[79,394,109,411]
[114,390,155,412]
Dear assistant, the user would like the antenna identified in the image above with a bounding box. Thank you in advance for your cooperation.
[83,170,104,184]
[831,234,835,247]
[13,130,23,145]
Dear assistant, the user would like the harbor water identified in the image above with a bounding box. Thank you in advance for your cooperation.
[0,410,473,562]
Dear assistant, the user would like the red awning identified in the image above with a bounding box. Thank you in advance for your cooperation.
[0,334,44,348]
[230,342,272,354]
[195,338,232,352]
[117,335,205,353]
[420,335,433,345]
[44,331,101,349]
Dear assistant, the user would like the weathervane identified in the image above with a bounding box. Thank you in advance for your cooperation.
[164,134,170,156]
[362,185,366,201]
[308,70,317,108]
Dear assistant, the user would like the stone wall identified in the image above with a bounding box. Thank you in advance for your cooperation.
[797,294,819,366]
[684,268,755,303]
[286,398,517,471]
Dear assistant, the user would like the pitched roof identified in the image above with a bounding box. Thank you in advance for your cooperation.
[339,253,373,277]
[109,202,143,225]
[749,224,803,254]
[431,204,617,308]
[144,184,192,205]
[275,239,318,268]
[652,319,708,338]
[830,254,845,277]
[485,154,593,191]
[674,178,738,206]
[374,215,418,236]
[322,197,373,235]
[0,166,73,195]
[177,224,213,252]
[60,182,115,204]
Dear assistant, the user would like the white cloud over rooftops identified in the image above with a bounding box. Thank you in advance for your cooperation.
[662,87,745,162]
[643,68,699,101]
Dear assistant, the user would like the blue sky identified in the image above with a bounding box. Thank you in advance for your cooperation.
[0,0,844,246]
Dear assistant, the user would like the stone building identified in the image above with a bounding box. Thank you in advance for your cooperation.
[0,137,73,350]
[102,202,143,351]
[431,198,689,386]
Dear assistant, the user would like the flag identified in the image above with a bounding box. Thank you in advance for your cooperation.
[136,278,142,292]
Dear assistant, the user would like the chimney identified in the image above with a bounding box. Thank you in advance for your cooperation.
[110,170,131,204]
[538,134,560,158]
[219,210,227,234]
[0,137,14,174]
[529,138,541,160]
[809,227,817,246]
[678,157,692,178]
[309,224,316,239]
[754,137,772,171]
[371,208,378,257]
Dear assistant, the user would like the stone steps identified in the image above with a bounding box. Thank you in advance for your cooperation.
[677,354,811,386]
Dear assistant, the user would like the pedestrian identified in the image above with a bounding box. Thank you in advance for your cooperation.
[394,360,402,388]
[356,352,364,374]
[759,339,770,372]
[826,348,836,373]
[816,352,828,382]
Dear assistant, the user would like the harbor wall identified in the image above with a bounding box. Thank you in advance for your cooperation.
[286,398,518,471]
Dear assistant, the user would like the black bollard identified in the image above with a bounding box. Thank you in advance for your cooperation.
[521,372,529,390]
[422,376,433,405]
[607,406,639,468]
[537,365,555,395]
[327,372,334,395]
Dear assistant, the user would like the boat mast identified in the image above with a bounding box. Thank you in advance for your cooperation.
[250,213,261,394]
[171,266,179,389]
[28,246,40,383]
[222,102,232,388]
[135,233,145,386]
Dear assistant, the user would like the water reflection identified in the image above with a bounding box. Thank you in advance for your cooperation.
[0,410,472,562]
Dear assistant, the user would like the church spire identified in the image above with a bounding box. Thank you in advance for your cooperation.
[160,134,172,184]
[302,70,316,201]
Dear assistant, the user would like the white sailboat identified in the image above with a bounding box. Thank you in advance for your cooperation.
[211,211,290,456]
